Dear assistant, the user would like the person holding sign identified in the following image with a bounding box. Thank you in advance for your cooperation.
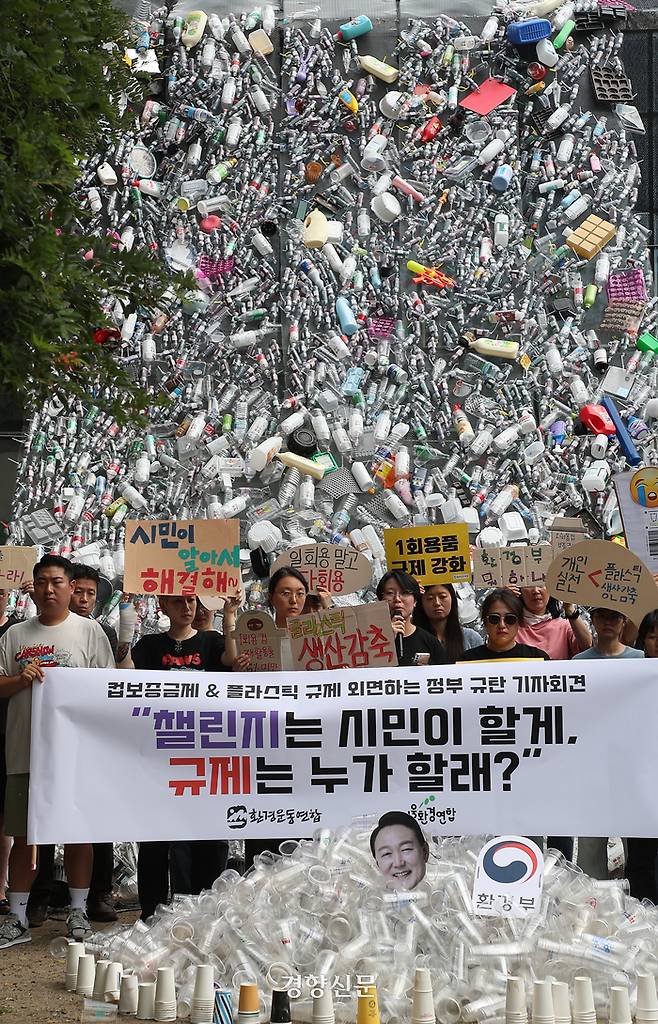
[459,590,550,662]
[376,571,447,667]
[513,585,592,661]
[413,584,482,662]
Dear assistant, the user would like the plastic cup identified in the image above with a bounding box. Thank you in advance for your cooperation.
[609,986,632,1024]
[93,961,111,1002]
[137,981,157,1020]
[412,968,435,1024]
[65,940,85,991]
[77,954,97,998]
[81,1000,118,1022]
[104,962,122,1003]
[120,973,140,1015]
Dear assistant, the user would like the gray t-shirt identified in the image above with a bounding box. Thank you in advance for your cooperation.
[572,646,645,660]
[0,612,114,774]
[463,627,482,651]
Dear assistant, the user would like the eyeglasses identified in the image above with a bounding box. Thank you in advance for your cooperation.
[485,613,518,626]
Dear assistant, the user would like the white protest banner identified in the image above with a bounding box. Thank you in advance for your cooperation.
[29,661,658,844]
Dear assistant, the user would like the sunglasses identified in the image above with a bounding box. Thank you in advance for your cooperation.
[485,613,519,626]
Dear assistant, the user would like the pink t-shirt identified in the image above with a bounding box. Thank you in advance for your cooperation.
[516,617,583,661]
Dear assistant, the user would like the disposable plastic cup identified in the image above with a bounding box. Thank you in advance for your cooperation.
[77,954,97,998]
[155,967,176,1005]
[119,973,140,1015]
[65,940,85,991]
[51,935,71,961]
[104,962,122,1003]
[137,982,157,1020]
[81,999,118,1022]
[93,961,111,1002]
[609,986,632,1024]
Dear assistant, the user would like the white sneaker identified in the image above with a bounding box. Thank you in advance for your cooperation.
[67,907,92,941]
[0,913,31,948]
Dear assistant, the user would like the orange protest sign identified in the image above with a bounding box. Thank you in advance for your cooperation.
[124,519,240,597]
[545,539,658,625]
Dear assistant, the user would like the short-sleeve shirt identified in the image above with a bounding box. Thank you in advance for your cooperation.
[459,642,550,662]
[132,630,227,672]
[0,613,115,774]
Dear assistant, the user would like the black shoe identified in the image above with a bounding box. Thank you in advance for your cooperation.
[88,895,118,923]
[26,902,48,928]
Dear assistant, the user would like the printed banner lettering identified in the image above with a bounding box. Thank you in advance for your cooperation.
[28,661,658,843]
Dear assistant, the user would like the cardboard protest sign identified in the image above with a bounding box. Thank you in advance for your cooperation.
[124,519,240,597]
[545,539,658,625]
[270,543,372,595]
[614,468,658,573]
[548,516,589,553]
[472,545,553,589]
[384,524,471,585]
[0,546,38,589]
[288,602,398,671]
[235,611,285,672]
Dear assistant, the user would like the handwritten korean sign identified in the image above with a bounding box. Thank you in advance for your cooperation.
[0,546,38,589]
[545,539,658,625]
[270,543,372,595]
[124,519,241,597]
[235,611,285,672]
[384,524,471,585]
[472,545,553,589]
[288,602,398,671]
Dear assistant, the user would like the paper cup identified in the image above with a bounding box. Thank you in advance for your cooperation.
[120,973,140,1015]
[137,981,157,1020]
[76,954,97,998]
[551,981,571,1024]
[572,977,596,1024]
[609,986,632,1024]
[506,976,527,1021]
[412,968,435,1024]
[154,1004,177,1023]
[214,989,234,1024]
[65,940,85,991]
[270,988,292,1024]
[191,965,216,1023]
[239,983,260,1014]
[312,986,335,1024]
[532,980,555,1024]
[104,962,123,1003]
[155,967,176,1006]
[357,986,380,1024]
[637,974,658,1019]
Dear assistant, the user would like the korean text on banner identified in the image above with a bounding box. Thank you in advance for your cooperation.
[288,603,397,671]
[28,661,658,844]
[269,543,373,595]
[0,546,38,589]
[384,524,471,585]
[123,519,240,597]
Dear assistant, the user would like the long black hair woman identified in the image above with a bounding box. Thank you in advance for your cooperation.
[413,583,481,663]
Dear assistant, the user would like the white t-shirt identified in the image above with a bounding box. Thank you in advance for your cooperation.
[0,612,114,774]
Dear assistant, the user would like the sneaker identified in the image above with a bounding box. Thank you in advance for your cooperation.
[0,914,31,949]
[26,902,49,928]
[66,907,92,941]
[87,894,118,923]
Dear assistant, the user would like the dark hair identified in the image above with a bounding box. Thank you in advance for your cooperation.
[33,554,74,580]
[71,564,100,586]
[413,583,465,661]
[376,570,421,602]
[637,611,658,652]
[370,811,429,859]
[591,606,625,619]
[481,588,524,622]
[267,566,309,605]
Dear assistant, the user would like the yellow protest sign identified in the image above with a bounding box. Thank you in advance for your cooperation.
[384,524,471,585]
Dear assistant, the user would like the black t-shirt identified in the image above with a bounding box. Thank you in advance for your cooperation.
[398,626,448,666]
[132,630,227,672]
[0,618,17,733]
[459,642,550,662]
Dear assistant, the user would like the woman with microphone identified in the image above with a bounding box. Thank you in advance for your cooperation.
[376,571,447,666]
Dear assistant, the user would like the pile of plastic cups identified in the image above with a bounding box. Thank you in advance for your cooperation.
[53,825,658,1022]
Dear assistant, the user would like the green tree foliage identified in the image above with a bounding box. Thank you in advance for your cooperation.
[0,0,172,422]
